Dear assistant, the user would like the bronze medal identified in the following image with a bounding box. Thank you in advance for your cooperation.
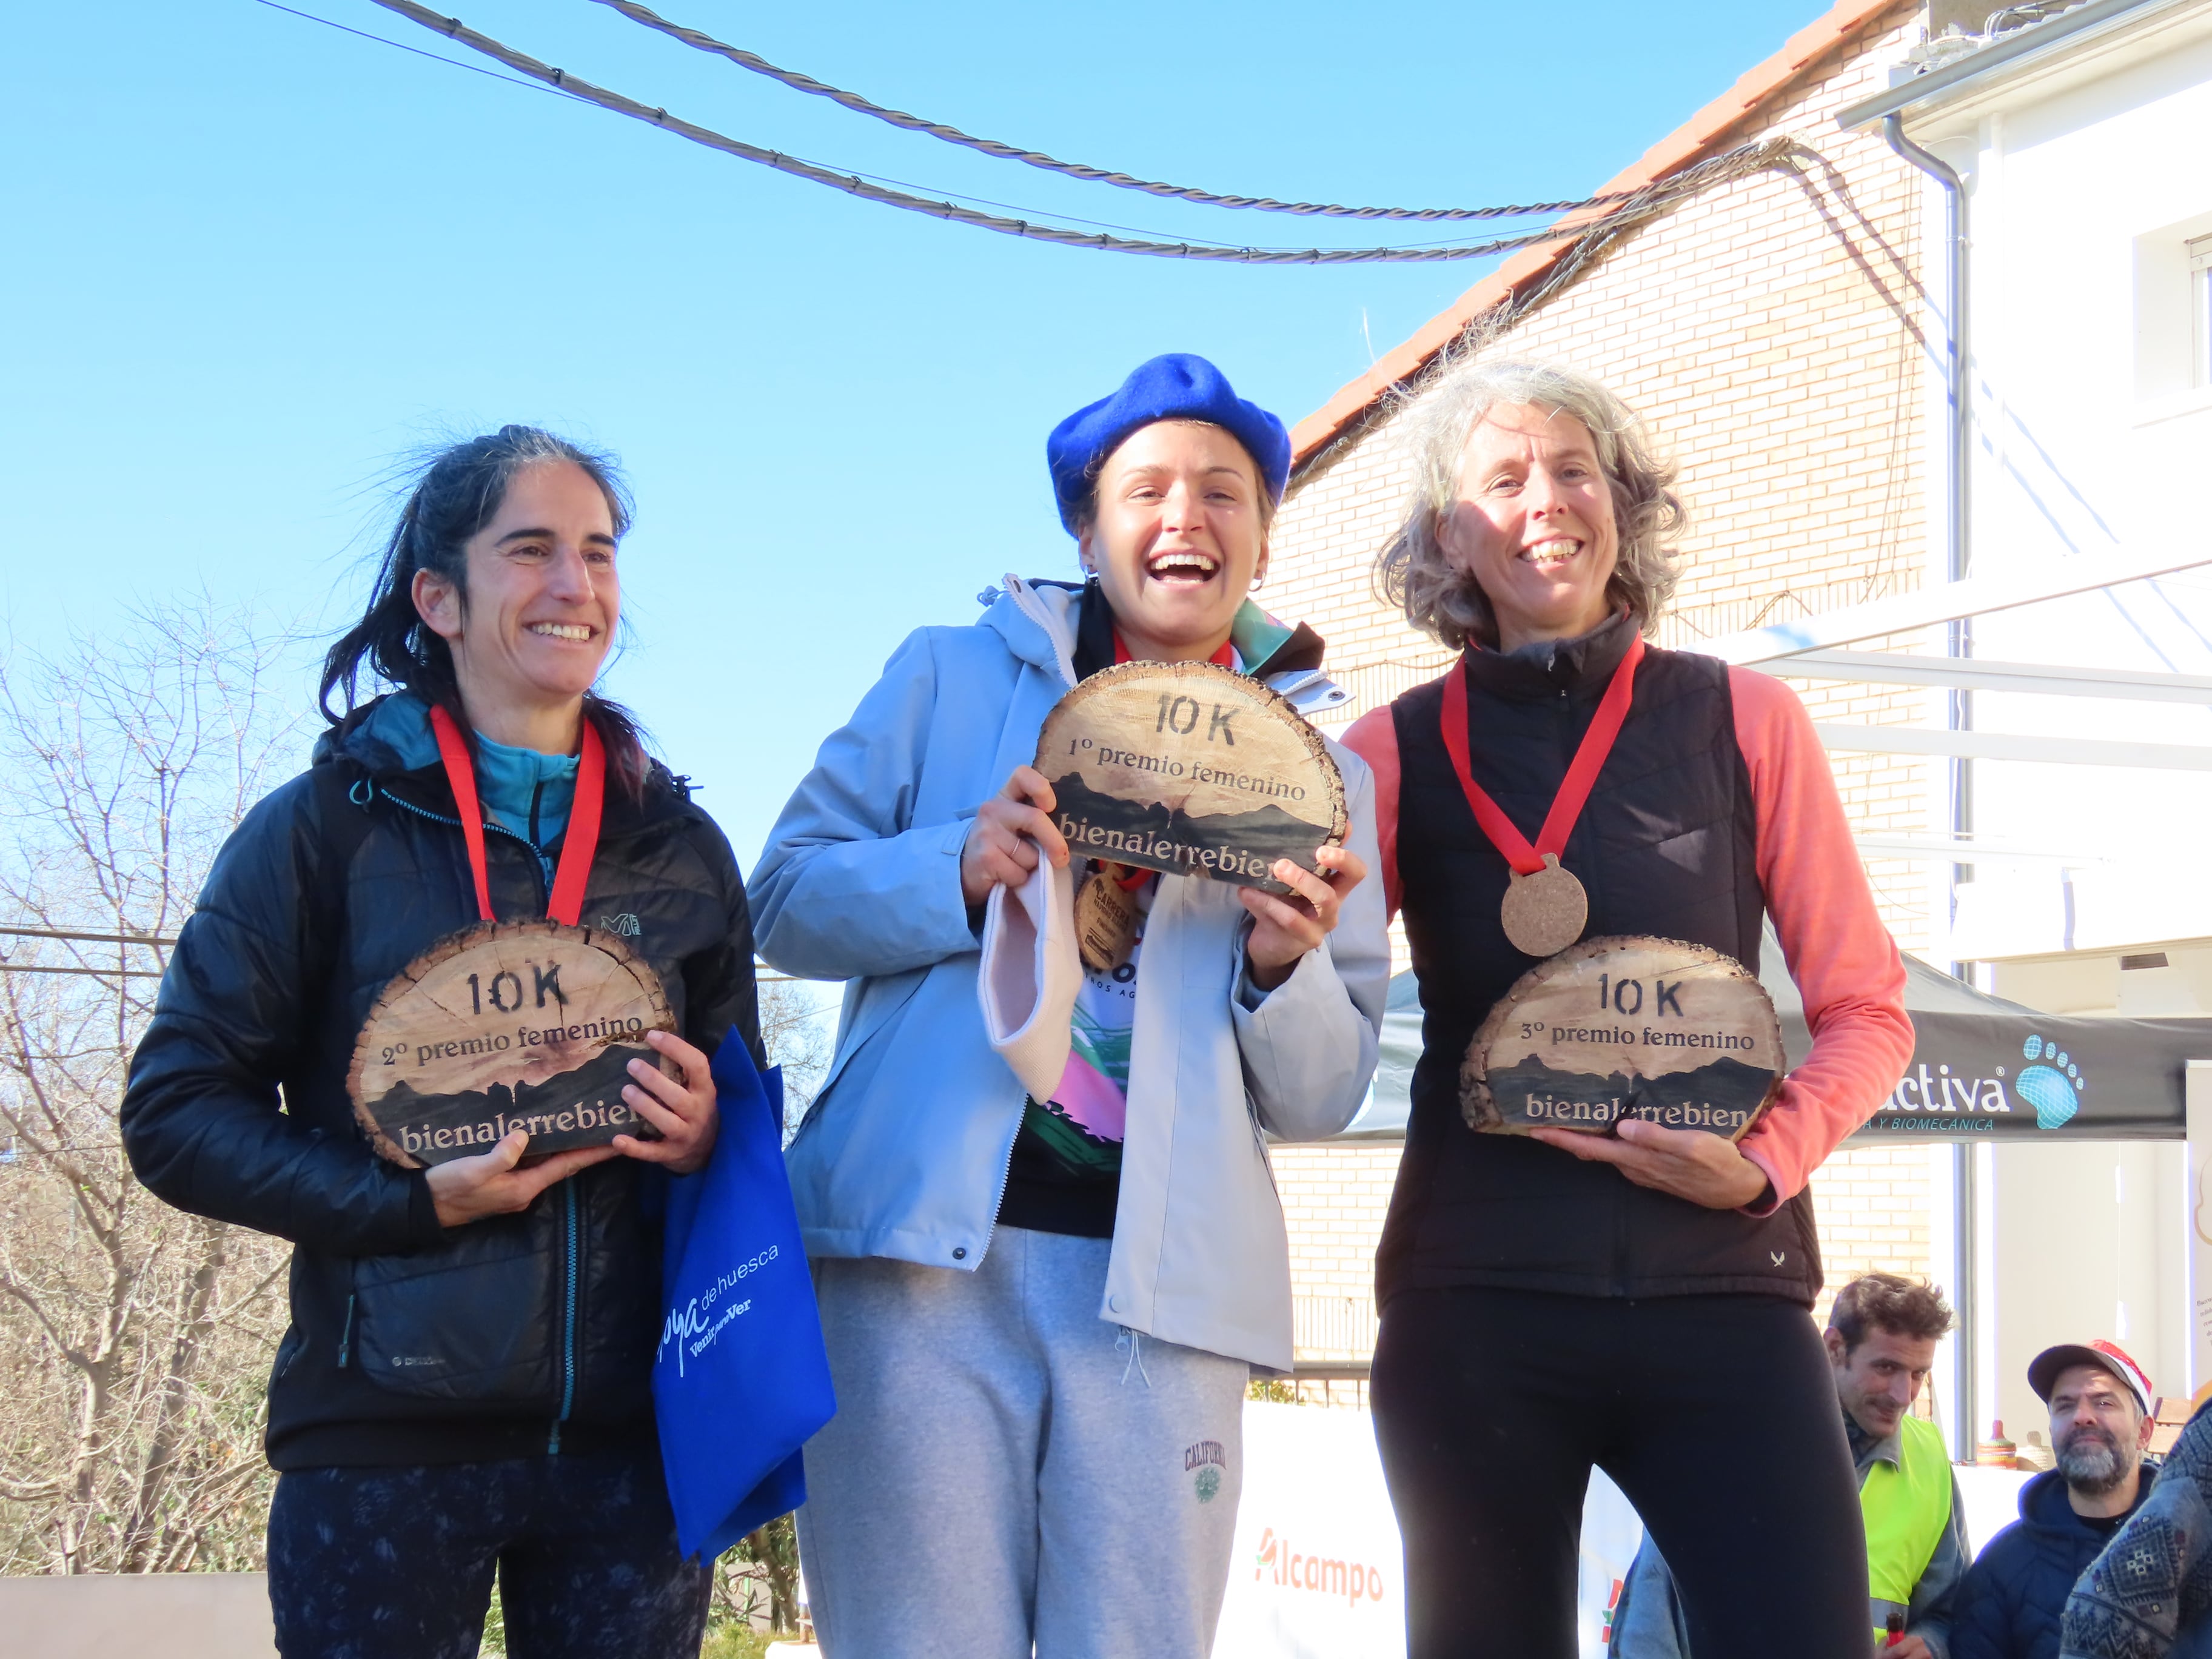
[1439,637,1646,962]
[1073,863,1142,973]
[1499,853,1588,959]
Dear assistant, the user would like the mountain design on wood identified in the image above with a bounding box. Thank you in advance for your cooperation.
[364,1042,661,1167]
[1461,936,1785,1144]
[1483,1053,1778,1139]
[1048,772,1334,893]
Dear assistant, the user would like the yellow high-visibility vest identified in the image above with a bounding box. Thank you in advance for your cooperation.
[1860,1414,1953,1640]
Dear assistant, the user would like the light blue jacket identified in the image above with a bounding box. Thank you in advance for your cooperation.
[751,577,1390,1369]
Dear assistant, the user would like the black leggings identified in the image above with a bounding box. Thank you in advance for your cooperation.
[1372,1286,1867,1659]
[267,1452,710,1659]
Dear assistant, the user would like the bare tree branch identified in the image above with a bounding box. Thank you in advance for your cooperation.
[0,598,305,1575]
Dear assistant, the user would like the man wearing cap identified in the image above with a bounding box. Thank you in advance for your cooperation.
[753,354,1389,1657]
[2061,1394,2212,1658]
[1954,1341,2162,1659]
[1609,1272,1969,1659]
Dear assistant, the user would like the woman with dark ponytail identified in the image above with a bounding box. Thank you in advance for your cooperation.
[318,427,655,796]
[124,426,762,1657]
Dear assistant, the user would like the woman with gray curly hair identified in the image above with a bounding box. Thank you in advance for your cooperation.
[1342,360,1913,1659]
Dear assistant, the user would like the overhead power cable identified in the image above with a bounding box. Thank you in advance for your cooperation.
[0,924,175,947]
[589,0,1638,225]
[251,1,1314,247]
[250,0,590,103]
[361,2,1797,264]
[1,964,165,980]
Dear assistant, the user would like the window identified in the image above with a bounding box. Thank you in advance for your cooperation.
[2139,222,2212,406]
[2194,234,2212,387]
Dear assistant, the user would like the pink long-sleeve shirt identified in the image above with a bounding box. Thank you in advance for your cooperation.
[1342,663,1912,1212]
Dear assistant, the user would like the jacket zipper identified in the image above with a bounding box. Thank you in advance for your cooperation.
[975,1105,1025,1265]
[1549,690,1635,1297]
[378,783,579,1449]
[337,1293,355,1367]
[380,790,555,886]
[973,577,1074,1265]
[552,1180,578,1454]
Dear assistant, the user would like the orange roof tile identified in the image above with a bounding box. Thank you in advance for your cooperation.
[1289,0,1911,468]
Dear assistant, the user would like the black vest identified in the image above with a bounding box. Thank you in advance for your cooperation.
[1381,615,1822,1306]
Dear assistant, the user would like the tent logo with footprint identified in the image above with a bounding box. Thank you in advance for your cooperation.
[2017,1034,2085,1129]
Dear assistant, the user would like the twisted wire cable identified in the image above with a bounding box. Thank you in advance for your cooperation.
[590,0,1641,224]
[364,2,1798,264]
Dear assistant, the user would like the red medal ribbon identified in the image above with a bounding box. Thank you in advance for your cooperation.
[1438,635,1644,877]
[428,704,607,928]
[1113,632,1237,669]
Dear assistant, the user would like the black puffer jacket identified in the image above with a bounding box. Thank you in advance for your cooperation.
[121,699,760,1469]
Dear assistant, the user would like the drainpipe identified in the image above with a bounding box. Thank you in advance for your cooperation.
[1882,111,1973,805]
[1883,109,1978,1463]
[1885,112,1973,584]
[1882,113,1972,591]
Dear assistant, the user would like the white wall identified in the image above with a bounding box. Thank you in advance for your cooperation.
[1983,1138,2191,1443]
[0,1573,275,1658]
[1908,22,2212,965]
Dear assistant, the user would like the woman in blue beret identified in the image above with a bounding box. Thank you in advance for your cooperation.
[753,354,1390,1657]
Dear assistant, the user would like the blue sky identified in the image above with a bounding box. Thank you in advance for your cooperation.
[4,0,1827,863]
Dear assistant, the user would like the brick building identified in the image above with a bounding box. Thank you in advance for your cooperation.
[1272,0,1960,1379]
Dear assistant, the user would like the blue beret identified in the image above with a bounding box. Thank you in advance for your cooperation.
[1047,353,1291,534]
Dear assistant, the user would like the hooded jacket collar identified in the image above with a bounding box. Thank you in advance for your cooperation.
[980,577,1084,688]
[982,574,1335,700]
[2017,1462,2159,1537]
[1461,608,1637,706]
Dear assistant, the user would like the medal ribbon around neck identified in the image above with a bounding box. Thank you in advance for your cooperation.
[1439,634,1644,955]
[429,704,607,928]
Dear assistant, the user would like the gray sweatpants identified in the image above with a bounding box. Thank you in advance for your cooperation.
[797,1227,1249,1659]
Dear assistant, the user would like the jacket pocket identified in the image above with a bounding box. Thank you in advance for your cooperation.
[350,1214,555,1405]
[1248,1108,1281,1201]
[805,964,931,1117]
[270,1324,305,1387]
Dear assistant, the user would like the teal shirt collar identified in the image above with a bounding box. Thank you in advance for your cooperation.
[362,692,578,848]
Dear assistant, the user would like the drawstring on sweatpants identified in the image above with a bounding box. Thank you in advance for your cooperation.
[1116,1327,1152,1389]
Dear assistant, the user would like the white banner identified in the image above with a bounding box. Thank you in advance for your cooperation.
[1578,1463,1645,1654]
[1216,1401,1645,1659]
[1215,1403,1402,1658]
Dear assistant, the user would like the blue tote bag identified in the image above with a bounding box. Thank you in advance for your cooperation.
[654,1028,836,1561]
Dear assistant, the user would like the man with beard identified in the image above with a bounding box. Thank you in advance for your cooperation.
[1609,1273,1966,1658]
[2062,1395,2212,1658]
[1954,1342,2160,1659]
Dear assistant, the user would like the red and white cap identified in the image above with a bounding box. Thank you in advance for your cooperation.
[2028,1339,2155,1415]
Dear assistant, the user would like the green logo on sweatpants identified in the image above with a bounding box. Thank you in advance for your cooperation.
[1185,1438,1226,1503]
